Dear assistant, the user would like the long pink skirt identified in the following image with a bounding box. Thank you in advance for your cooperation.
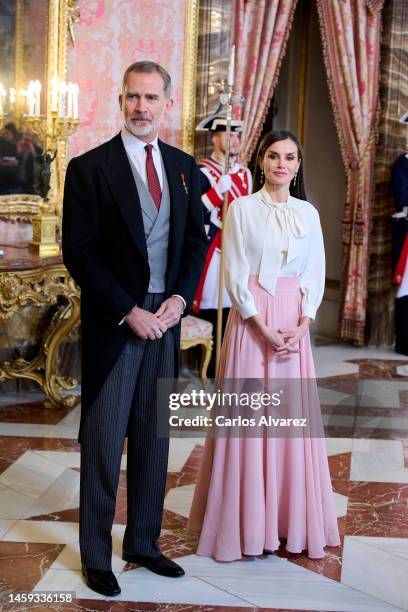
[188,275,341,560]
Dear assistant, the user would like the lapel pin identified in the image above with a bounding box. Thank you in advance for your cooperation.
[180,172,188,195]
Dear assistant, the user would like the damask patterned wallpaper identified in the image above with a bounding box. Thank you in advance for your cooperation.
[66,0,187,159]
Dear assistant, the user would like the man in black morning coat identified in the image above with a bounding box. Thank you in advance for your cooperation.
[62,61,207,597]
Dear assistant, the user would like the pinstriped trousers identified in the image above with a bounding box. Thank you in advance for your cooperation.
[79,293,175,570]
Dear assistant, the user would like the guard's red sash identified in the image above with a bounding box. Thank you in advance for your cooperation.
[392,233,408,286]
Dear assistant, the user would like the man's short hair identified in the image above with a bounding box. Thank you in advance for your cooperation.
[122,61,171,98]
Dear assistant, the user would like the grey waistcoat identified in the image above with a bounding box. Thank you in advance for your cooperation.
[127,155,170,293]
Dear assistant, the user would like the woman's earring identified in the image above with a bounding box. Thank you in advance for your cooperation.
[293,170,298,186]
[260,168,264,184]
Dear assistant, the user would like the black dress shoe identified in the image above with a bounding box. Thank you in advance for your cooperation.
[122,552,185,577]
[81,564,121,596]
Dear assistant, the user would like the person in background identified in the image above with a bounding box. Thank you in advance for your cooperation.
[391,151,408,354]
[193,115,252,378]
[0,122,20,194]
[17,128,43,157]
[0,122,19,143]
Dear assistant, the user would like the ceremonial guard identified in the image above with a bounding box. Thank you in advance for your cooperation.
[193,114,252,377]
[391,151,408,355]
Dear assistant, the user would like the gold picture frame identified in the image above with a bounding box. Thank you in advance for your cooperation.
[182,0,200,156]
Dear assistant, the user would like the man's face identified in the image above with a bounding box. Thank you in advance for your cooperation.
[119,71,173,141]
[213,131,241,156]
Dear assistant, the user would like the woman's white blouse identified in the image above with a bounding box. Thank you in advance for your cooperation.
[223,186,325,321]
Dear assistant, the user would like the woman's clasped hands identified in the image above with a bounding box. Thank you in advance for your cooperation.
[248,315,310,353]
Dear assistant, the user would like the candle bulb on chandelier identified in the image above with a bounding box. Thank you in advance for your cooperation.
[59,81,67,118]
[34,80,41,116]
[72,83,79,119]
[66,82,73,118]
[27,81,35,116]
[9,88,16,110]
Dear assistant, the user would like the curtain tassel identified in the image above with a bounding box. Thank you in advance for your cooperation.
[342,202,352,245]
[354,205,365,245]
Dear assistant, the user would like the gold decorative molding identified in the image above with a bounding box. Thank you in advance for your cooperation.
[182,0,200,154]
[67,0,81,45]
[0,264,80,407]
[47,0,66,216]
[14,0,24,126]
[0,194,43,220]
[53,0,80,219]
[30,214,60,255]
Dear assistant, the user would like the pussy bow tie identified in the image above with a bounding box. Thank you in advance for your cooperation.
[257,187,310,295]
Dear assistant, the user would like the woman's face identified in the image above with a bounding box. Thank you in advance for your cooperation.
[260,138,300,189]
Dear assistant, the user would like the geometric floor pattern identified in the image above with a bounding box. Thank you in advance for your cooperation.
[0,344,407,611]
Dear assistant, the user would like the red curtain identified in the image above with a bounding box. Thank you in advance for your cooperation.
[316,0,383,344]
[232,0,298,163]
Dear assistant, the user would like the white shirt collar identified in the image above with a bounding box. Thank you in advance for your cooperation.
[256,187,311,296]
[258,185,291,206]
[121,127,160,155]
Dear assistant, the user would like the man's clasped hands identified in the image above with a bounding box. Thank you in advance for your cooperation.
[125,296,184,340]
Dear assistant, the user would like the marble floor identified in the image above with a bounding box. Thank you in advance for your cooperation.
[0,343,408,611]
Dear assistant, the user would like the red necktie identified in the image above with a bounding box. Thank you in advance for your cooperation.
[145,144,162,210]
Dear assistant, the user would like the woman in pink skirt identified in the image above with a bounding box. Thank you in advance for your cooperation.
[188,129,340,560]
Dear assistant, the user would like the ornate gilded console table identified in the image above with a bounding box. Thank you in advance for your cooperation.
[0,246,80,408]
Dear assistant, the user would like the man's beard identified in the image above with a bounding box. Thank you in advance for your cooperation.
[124,114,159,137]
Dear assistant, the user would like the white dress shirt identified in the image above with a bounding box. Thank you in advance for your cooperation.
[121,127,163,190]
[118,127,186,318]
[223,186,325,321]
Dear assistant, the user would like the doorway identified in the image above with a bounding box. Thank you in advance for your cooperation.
[254,0,346,338]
